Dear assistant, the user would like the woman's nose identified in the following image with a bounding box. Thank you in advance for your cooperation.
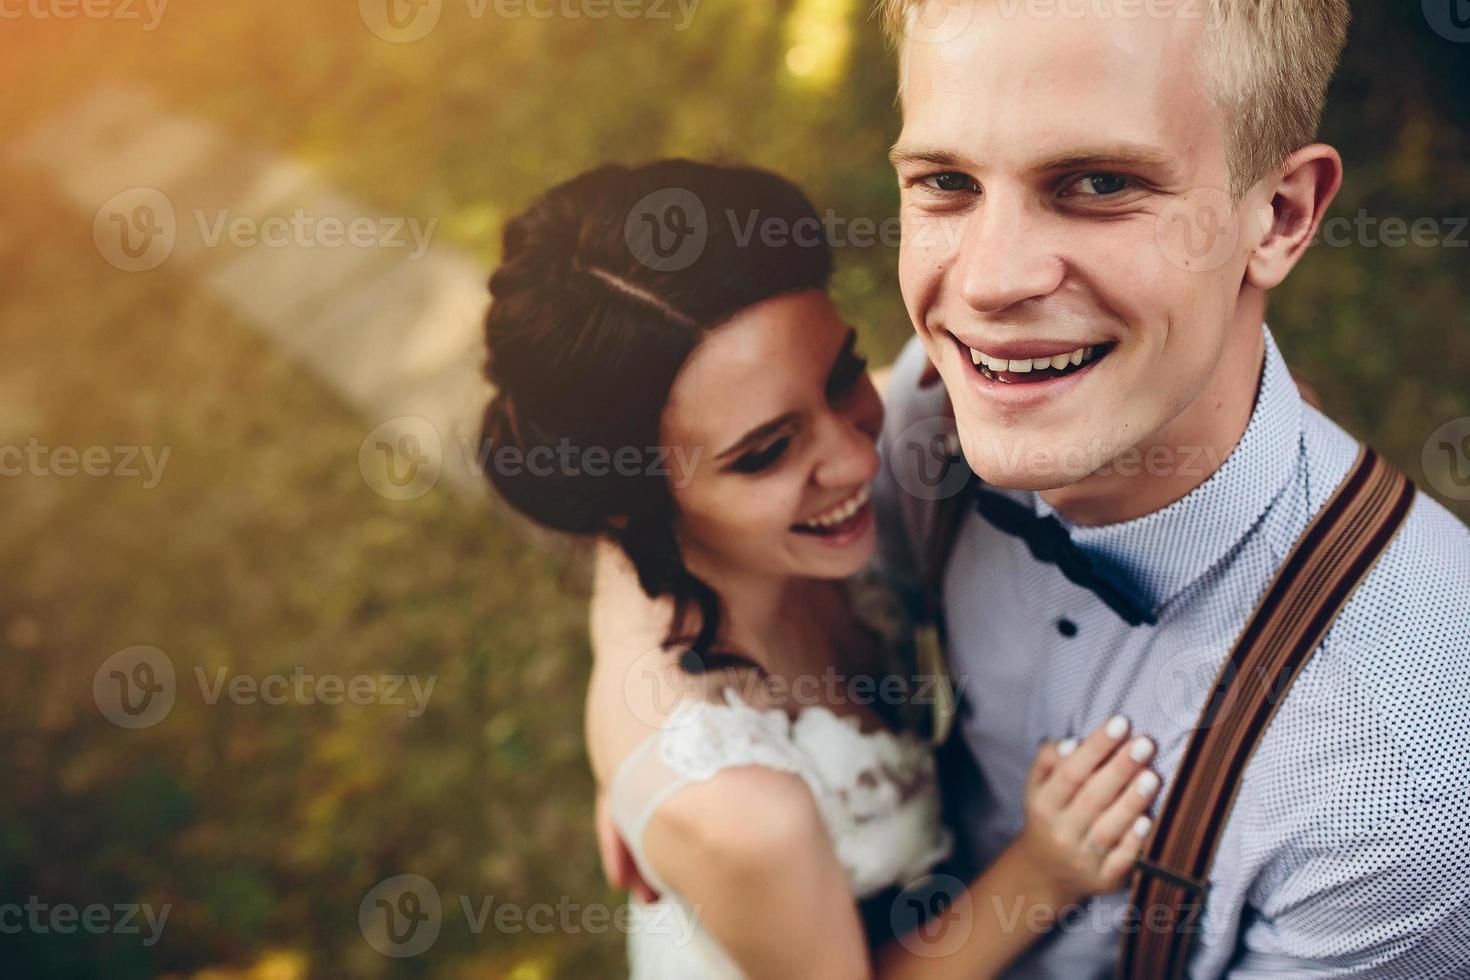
[812,411,881,489]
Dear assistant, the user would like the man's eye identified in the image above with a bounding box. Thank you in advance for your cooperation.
[1067,173,1131,196]
[924,172,974,193]
[732,437,791,474]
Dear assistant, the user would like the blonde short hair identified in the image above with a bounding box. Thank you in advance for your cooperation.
[878,0,1350,198]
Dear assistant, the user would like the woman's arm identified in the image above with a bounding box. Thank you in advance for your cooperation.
[637,718,1159,980]
[643,765,873,978]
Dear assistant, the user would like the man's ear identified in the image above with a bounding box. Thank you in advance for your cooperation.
[1245,144,1343,291]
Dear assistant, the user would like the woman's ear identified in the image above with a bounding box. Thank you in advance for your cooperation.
[1245,144,1344,291]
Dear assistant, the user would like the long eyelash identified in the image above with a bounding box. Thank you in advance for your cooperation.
[731,437,790,474]
[828,353,869,398]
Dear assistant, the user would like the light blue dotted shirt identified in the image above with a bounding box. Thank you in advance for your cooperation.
[874,327,1470,978]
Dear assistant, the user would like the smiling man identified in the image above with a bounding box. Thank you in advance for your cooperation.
[875,0,1470,976]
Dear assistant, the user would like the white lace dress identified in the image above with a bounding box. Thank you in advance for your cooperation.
[608,681,953,978]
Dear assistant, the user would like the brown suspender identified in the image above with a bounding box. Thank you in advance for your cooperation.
[912,437,1414,977]
[1116,445,1416,979]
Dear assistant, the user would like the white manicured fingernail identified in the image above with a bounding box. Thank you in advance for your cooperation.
[1129,737,1154,762]
[1058,738,1079,757]
[1105,715,1130,739]
[1136,771,1160,796]
[1132,815,1153,838]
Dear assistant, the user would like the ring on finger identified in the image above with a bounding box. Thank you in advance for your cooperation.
[1086,836,1110,858]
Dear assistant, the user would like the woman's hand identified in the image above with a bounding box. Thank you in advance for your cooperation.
[1016,715,1161,903]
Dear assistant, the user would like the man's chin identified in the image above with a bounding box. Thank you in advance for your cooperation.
[958,432,1113,492]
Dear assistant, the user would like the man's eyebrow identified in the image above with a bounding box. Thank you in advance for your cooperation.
[715,412,799,463]
[1031,144,1179,174]
[888,141,1180,176]
[888,142,968,169]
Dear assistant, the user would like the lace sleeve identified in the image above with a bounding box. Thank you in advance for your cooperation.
[607,691,815,897]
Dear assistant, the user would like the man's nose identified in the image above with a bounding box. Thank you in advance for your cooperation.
[955,194,1065,315]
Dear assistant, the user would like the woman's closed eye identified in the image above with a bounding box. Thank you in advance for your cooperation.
[826,350,869,401]
[731,436,791,474]
[825,328,868,400]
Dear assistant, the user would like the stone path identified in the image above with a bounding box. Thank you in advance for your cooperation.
[7,86,493,497]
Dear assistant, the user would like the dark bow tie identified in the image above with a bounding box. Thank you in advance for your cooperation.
[973,488,1158,627]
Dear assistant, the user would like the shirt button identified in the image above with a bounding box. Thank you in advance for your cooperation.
[1056,618,1079,638]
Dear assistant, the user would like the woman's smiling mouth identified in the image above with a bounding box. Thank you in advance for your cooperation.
[792,484,872,537]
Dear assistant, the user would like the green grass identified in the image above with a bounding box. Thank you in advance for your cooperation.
[0,170,614,977]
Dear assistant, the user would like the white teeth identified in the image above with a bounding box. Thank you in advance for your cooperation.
[965,344,1100,375]
[800,484,870,529]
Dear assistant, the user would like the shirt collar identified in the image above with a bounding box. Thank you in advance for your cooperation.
[1031,326,1305,617]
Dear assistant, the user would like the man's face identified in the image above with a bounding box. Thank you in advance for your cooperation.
[893,1,1261,490]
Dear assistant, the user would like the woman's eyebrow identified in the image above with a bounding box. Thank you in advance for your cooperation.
[715,412,799,463]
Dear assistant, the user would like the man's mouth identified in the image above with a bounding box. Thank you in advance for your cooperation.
[792,485,871,537]
[954,337,1117,385]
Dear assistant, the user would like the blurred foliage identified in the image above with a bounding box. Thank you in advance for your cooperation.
[0,1,1466,977]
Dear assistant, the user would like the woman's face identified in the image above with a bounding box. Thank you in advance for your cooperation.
[662,289,884,584]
